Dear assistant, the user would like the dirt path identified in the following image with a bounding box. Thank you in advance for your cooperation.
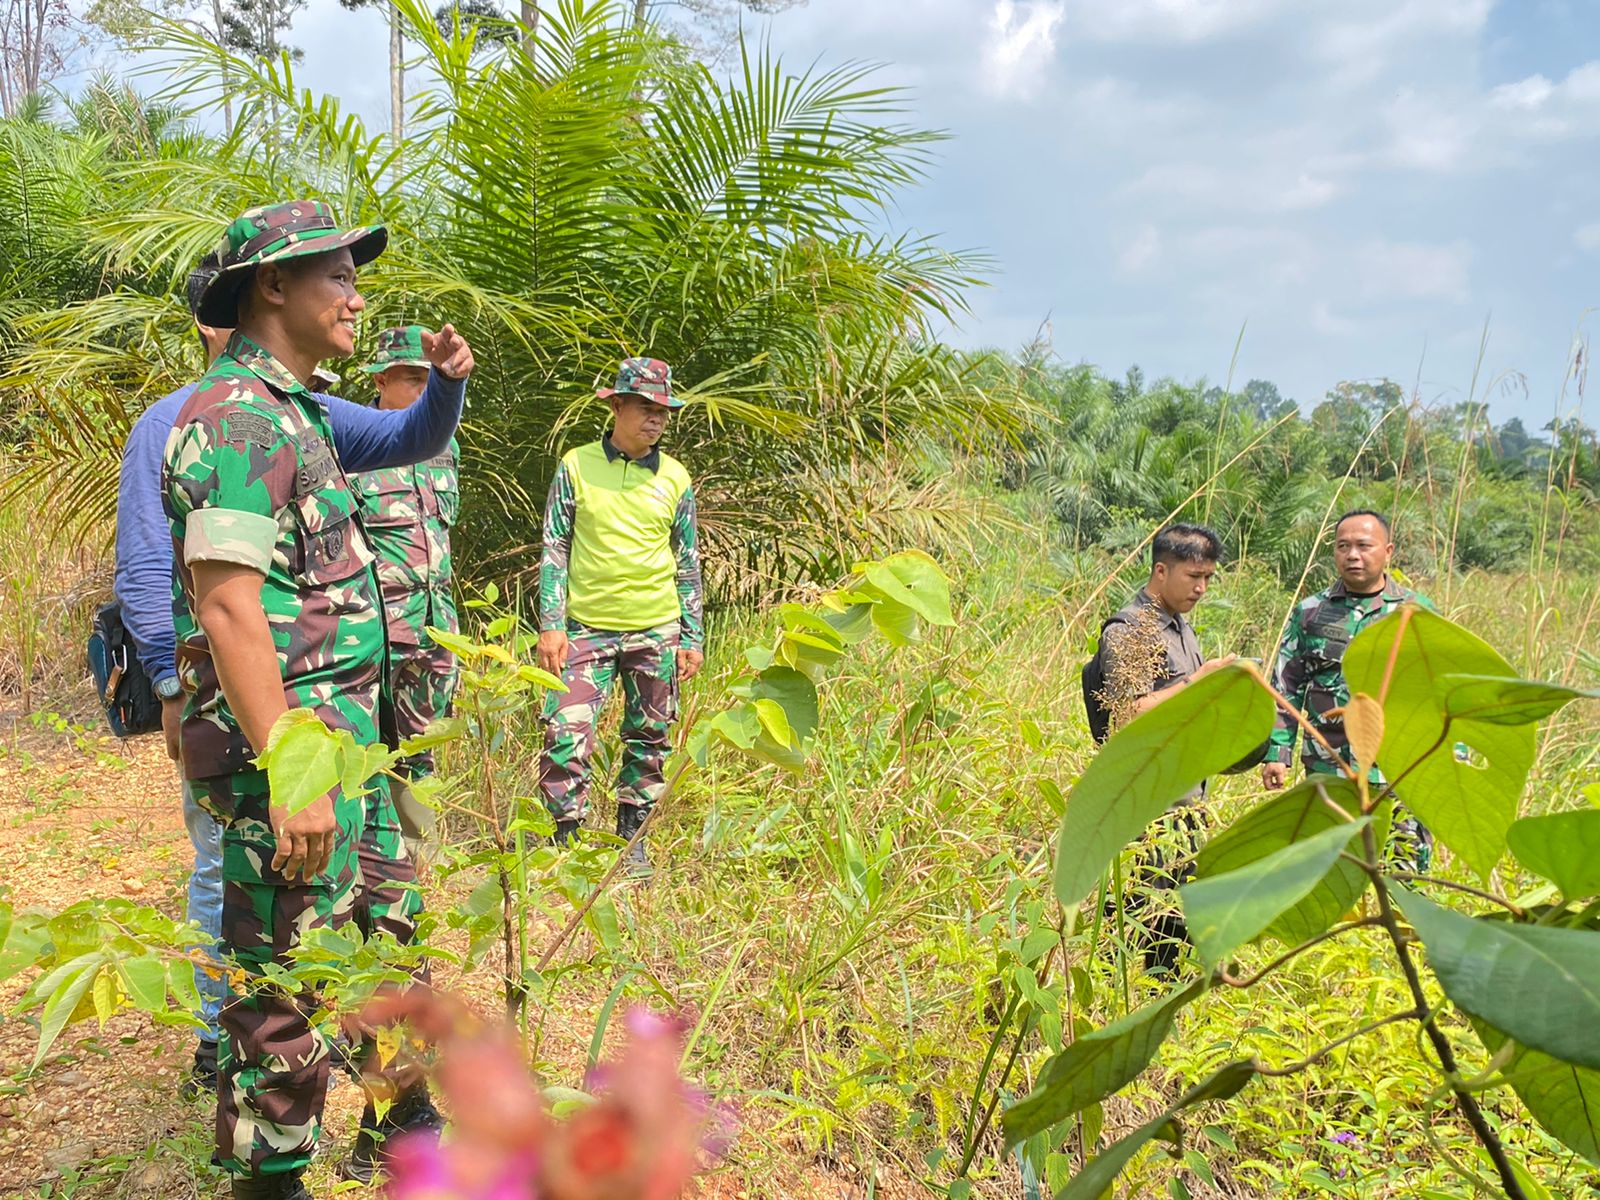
[0,722,908,1200]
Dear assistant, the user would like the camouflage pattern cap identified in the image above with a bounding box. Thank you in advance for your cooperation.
[196,199,388,327]
[362,324,431,374]
[309,365,340,389]
[596,357,680,409]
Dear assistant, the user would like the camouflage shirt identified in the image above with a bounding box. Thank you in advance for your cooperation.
[1267,575,1433,773]
[162,333,386,781]
[352,439,460,646]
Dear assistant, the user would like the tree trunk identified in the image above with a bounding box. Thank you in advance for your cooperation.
[388,0,403,176]
[209,0,233,135]
[632,0,647,28]
[520,1,538,49]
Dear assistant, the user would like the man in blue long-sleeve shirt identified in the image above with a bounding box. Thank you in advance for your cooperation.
[113,254,465,1096]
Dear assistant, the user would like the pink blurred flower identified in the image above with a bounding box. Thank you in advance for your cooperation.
[370,995,729,1200]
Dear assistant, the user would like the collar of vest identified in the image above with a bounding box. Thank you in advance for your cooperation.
[601,430,661,473]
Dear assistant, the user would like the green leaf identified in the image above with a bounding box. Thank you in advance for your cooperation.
[516,664,568,691]
[1056,1063,1254,1200]
[1053,664,1275,907]
[868,596,920,646]
[35,956,104,1068]
[256,709,342,819]
[1438,674,1599,726]
[1003,979,1205,1147]
[753,698,796,749]
[1180,817,1371,969]
[1395,885,1600,1070]
[168,958,201,1014]
[340,741,400,801]
[1192,779,1387,944]
[820,601,875,645]
[398,716,468,754]
[1472,1018,1600,1166]
[1343,608,1531,878]
[860,550,954,625]
[1058,1111,1181,1200]
[118,956,168,1014]
[750,666,819,744]
[1506,810,1600,900]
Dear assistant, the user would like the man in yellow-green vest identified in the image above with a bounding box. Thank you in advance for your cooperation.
[536,357,705,871]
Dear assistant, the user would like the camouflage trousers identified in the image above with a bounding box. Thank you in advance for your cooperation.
[1305,761,1433,874]
[539,622,679,823]
[195,768,423,1178]
[386,638,459,841]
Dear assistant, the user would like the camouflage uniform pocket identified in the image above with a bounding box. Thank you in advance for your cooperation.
[290,494,368,587]
[426,459,459,526]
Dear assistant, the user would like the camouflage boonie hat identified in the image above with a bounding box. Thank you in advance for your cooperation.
[196,199,388,327]
[362,324,431,374]
[309,365,340,390]
[596,357,680,409]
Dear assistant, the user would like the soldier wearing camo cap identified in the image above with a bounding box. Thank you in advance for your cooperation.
[1263,509,1435,871]
[351,325,461,852]
[163,200,474,1199]
[537,357,705,872]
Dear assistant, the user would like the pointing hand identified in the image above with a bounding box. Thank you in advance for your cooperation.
[422,324,475,381]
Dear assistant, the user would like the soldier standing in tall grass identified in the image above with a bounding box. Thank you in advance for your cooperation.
[1088,524,1236,971]
[1262,509,1434,871]
[350,325,462,859]
[537,358,705,874]
[162,201,473,1199]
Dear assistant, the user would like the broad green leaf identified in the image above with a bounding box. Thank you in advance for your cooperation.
[1003,979,1205,1147]
[516,664,568,691]
[1057,1062,1256,1200]
[820,601,875,645]
[118,956,168,1014]
[778,604,848,647]
[744,645,775,671]
[1507,810,1600,900]
[1438,674,1599,726]
[1181,817,1371,969]
[168,958,202,1014]
[868,596,920,646]
[1193,779,1388,944]
[340,741,400,800]
[750,666,819,743]
[860,550,954,626]
[1473,1018,1600,1166]
[257,709,342,819]
[92,966,117,1025]
[1395,886,1600,1070]
[423,627,480,659]
[398,716,468,754]
[1343,608,1530,878]
[35,956,104,1068]
[752,698,795,749]
[1053,664,1275,907]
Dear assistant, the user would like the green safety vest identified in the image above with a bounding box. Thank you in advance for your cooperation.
[565,440,691,632]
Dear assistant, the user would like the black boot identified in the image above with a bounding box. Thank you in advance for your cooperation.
[180,1037,219,1100]
[230,1172,312,1200]
[340,1087,445,1184]
[615,805,653,875]
[553,818,580,847]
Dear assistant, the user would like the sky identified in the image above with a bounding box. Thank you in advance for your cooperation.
[105,0,1600,424]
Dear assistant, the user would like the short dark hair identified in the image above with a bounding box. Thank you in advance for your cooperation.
[1335,509,1391,538]
[1151,523,1223,568]
[186,251,223,322]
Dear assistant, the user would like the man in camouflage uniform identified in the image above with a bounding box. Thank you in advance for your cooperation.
[352,325,461,851]
[163,200,474,1199]
[537,358,704,873]
[1263,509,1433,871]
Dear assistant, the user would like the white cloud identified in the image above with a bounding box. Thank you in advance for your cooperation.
[1118,225,1162,274]
[1312,302,1360,337]
[1066,0,1291,43]
[1577,224,1600,253]
[980,1,1065,100]
[1351,240,1473,303]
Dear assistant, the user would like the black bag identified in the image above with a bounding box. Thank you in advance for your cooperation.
[86,602,162,737]
[1080,616,1123,744]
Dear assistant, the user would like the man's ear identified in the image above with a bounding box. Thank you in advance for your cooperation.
[253,262,288,309]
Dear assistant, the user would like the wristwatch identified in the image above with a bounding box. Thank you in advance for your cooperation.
[154,675,184,702]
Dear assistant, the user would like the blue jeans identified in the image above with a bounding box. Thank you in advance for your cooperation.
[181,781,226,1042]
